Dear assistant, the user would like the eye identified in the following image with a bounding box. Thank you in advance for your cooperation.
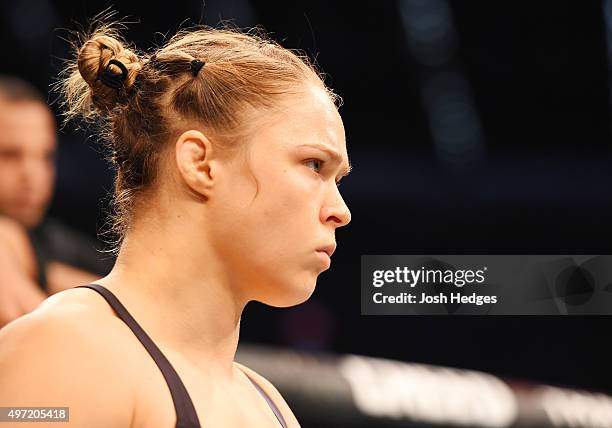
[0,149,20,160]
[305,158,325,173]
[305,158,344,188]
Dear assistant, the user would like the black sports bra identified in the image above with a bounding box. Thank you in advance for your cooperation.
[75,284,288,428]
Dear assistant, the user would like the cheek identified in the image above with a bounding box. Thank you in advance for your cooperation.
[42,163,56,191]
[0,172,10,205]
[230,168,319,252]
[256,174,324,269]
[0,166,18,194]
[31,162,55,200]
[263,166,320,220]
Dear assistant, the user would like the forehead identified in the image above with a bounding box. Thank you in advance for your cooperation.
[0,101,56,150]
[261,86,347,155]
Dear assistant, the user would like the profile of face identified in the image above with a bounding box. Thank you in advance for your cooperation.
[0,100,56,228]
[180,86,352,307]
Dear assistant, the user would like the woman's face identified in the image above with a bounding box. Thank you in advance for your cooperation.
[210,86,351,307]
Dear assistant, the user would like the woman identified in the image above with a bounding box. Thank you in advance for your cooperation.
[0,19,351,428]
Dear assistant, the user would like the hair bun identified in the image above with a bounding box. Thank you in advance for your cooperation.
[76,33,142,111]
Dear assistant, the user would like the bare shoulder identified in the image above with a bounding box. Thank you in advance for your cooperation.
[235,361,301,427]
[0,289,137,427]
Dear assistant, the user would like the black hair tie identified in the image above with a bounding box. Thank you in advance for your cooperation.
[190,59,205,77]
[99,59,129,89]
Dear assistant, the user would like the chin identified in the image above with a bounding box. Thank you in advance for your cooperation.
[15,209,45,229]
[262,276,318,308]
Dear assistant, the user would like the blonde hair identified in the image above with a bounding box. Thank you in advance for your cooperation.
[60,19,340,249]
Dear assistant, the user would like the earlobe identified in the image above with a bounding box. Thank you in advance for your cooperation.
[175,130,215,197]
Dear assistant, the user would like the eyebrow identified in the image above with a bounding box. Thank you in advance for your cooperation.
[296,143,352,177]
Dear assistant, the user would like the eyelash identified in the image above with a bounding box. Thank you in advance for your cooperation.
[306,158,324,172]
[305,159,342,188]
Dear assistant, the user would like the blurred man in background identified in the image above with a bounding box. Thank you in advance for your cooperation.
[0,75,112,326]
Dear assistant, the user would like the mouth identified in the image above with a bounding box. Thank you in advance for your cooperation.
[315,250,331,268]
[316,244,336,259]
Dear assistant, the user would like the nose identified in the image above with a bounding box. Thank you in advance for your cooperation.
[320,186,351,228]
[19,156,43,188]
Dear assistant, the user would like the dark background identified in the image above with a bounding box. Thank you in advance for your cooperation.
[1,0,611,397]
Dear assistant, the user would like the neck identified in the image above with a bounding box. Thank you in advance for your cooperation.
[95,213,247,380]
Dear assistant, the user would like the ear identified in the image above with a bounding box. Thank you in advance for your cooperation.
[175,130,216,198]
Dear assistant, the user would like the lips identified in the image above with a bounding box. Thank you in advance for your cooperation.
[316,244,336,258]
